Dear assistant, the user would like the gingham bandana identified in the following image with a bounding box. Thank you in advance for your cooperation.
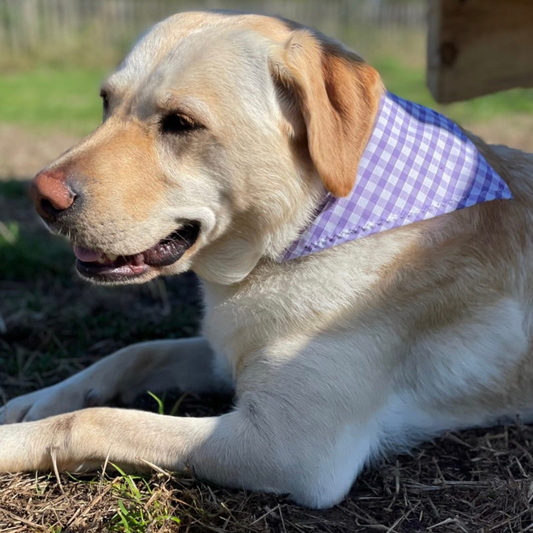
[281,92,512,261]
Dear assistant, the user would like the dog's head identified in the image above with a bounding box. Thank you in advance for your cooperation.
[31,11,383,285]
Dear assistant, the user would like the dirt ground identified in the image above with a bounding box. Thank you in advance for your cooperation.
[462,115,533,155]
[0,126,81,180]
[2,424,533,532]
[1,123,533,532]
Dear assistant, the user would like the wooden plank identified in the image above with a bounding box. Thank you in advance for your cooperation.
[427,0,533,103]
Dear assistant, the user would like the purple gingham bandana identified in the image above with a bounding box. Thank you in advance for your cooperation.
[281,92,512,261]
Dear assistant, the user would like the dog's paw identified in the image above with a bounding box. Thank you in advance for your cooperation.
[0,384,100,424]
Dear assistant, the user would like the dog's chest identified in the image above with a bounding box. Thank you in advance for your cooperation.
[198,250,393,376]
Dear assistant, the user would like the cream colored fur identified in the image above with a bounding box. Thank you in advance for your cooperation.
[2,11,533,508]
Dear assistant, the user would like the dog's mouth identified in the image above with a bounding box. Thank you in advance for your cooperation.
[74,223,200,282]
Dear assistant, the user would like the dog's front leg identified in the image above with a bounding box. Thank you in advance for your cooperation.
[0,404,352,508]
[0,335,390,508]
[0,337,232,424]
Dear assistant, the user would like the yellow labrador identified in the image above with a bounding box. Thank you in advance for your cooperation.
[1,11,533,508]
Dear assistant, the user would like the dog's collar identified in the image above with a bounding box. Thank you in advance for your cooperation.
[280,92,512,262]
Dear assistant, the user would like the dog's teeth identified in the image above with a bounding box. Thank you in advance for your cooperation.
[97,257,106,264]
[107,253,118,261]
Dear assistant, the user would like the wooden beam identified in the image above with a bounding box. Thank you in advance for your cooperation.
[427,0,533,103]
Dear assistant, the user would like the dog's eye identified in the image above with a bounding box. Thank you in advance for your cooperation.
[100,90,109,114]
[160,113,198,134]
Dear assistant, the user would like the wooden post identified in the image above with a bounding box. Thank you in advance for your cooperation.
[428,0,533,103]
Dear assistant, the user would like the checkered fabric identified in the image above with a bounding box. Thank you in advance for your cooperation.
[281,92,512,261]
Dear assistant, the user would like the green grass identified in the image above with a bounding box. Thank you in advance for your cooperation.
[1,55,532,137]
[109,465,181,533]
[0,179,28,199]
[0,219,73,280]
[0,66,108,134]
[0,182,73,281]
[374,56,533,124]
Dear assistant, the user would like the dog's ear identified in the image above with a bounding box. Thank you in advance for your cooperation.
[270,30,383,197]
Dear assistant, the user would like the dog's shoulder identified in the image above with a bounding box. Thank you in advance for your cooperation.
[470,134,533,202]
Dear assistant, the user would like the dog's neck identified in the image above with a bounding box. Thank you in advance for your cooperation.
[278,92,512,262]
[193,92,512,285]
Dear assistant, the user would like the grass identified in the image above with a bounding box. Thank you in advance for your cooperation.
[0,219,72,280]
[374,56,533,124]
[1,470,186,533]
[1,46,533,138]
[109,465,182,532]
[0,67,108,135]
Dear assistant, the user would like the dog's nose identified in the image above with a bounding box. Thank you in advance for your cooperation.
[31,169,78,223]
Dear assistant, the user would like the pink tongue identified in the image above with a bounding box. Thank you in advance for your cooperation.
[73,246,104,263]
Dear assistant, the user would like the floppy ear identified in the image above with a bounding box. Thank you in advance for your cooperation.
[270,30,383,197]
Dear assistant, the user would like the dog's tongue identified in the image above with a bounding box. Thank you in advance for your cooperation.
[73,245,104,263]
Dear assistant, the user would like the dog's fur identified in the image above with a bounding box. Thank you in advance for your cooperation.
[2,11,533,508]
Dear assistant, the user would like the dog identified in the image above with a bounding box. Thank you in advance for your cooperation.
[1,10,533,509]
